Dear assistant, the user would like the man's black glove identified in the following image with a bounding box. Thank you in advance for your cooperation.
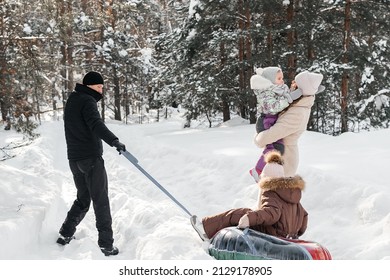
[112,139,126,152]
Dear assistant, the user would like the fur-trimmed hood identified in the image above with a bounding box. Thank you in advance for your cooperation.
[259,175,305,204]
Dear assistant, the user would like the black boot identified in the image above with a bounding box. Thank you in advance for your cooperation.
[56,235,75,245]
[100,246,119,256]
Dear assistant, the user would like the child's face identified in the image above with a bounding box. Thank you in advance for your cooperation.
[274,71,284,85]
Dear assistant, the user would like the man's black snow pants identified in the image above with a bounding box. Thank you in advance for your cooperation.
[59,156,113,248]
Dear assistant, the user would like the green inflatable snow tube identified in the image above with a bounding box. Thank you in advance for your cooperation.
[208,227,312,260]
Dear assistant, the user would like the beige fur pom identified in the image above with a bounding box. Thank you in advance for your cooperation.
[264,150,284,165]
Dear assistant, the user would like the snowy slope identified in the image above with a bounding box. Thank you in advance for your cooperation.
[0,113,389,260]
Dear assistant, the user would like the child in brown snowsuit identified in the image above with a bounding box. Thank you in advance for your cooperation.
[191,150,308,241]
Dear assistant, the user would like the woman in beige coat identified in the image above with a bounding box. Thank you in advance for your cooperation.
[255,71,324,177]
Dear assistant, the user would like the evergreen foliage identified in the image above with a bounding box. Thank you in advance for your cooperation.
[0,0,389,135]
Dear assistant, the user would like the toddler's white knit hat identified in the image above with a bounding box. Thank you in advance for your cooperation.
[261,151,285,178]
[259,67,281,83]
[250,67,281,90]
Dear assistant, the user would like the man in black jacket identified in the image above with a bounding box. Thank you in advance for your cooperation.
[57,71,126,256]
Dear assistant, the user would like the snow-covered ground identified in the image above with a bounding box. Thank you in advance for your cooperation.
[1,111,389,265]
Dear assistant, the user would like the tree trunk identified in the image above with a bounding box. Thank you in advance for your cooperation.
[59,0,73,105]
[286,0,297,83]
[220,41,231,122]
[245,0,257,124]
[51,80,57,111]
[341,0,351,133]
[124,67,130,124]
[238,0,255,122]
[99,0,106,122]
[264,8,273,64]
[113,66,122,120]
[306,0,315,60]
[222,99,230,122]
[0,9,5,121]
[66,1,74,91]
[238,0,245,91]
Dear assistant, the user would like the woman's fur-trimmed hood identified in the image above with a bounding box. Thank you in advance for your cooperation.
[259,175,305,204]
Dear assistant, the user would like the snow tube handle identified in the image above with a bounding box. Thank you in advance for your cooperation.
[120,150,139,164]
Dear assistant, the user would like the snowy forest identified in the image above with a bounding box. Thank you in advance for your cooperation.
[1,0,389,139]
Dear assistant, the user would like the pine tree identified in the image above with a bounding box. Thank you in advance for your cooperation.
[1,0,388,134]
[313,0,390,133]
[350,0,390,130]
[158,0,259,127]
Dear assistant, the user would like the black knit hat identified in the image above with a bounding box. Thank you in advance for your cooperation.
[83,71,104,85]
